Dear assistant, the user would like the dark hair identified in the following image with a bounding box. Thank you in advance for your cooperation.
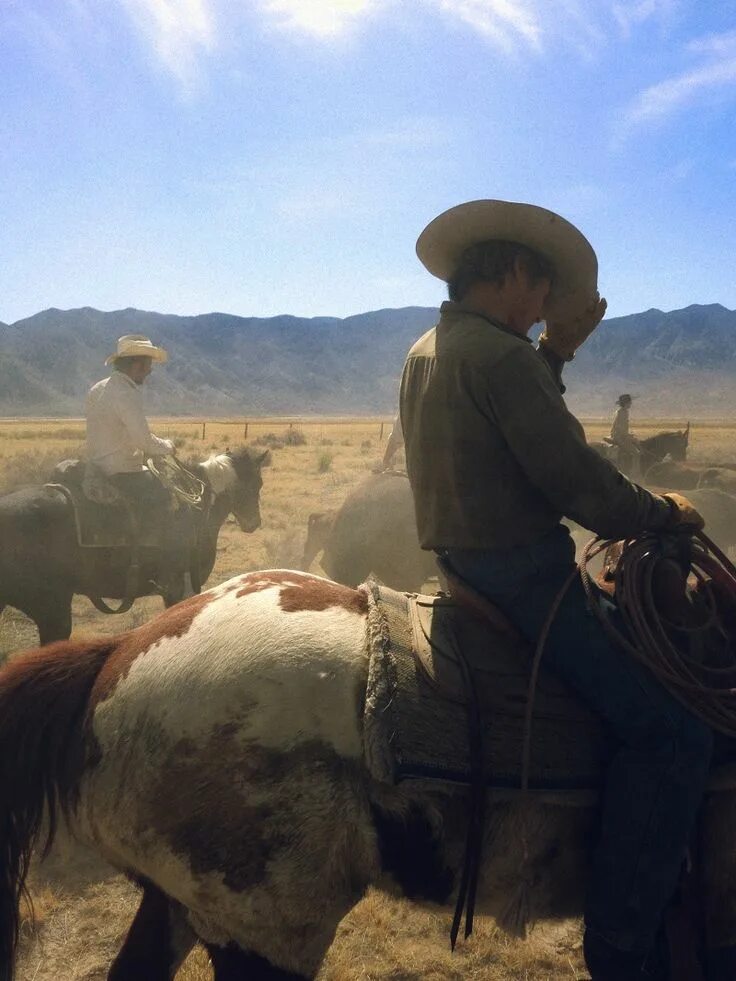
[448,240,554,302]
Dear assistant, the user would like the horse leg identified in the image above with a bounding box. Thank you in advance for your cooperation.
[35,593,73,645]
[205,943,311,981]
[108,881,195,980]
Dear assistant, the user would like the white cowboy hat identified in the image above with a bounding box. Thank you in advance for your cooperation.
[416,199,598,320]
[105,334,168,366]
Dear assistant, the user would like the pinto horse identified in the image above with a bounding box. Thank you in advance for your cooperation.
[0,569,735,980]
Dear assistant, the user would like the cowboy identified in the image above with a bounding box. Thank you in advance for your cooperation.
[86,334,185,595]
[87,334,175,491]
[399,200,716,979]
[610,393,640,477]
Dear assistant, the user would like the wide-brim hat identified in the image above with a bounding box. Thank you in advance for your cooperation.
[617,394,637,405]
[105,334,168,366]
[416,199,598,320]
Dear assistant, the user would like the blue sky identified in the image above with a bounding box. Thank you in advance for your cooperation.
[1,0,735,324]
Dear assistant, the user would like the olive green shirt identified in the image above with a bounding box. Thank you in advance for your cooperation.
[400,302,670,550]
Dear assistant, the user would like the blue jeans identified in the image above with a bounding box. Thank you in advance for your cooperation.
[445,524,713,954]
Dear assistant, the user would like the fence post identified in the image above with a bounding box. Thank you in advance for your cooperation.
[244,421,249,440]
[202,422,206,441]
[379,421,384,441]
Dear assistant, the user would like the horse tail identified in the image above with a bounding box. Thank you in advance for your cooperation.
[0,638,114,981]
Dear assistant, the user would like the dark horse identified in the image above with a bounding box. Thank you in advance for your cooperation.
[590,424,689,476]
[639,424,690,471]
[0,447,269,645]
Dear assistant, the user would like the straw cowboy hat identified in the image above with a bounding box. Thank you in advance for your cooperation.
[105,334,168,366]
[416,199,598,320]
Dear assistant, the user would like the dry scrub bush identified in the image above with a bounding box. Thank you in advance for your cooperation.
[317,451,334,473]
[0,446,85,494]
[284,428,307,446]
[254,432,286,449]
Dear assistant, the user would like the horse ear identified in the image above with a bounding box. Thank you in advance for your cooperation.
[684,422,690,439]
[259,449,272,467]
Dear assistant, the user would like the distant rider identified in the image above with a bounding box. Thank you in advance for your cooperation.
[610,393,640,477]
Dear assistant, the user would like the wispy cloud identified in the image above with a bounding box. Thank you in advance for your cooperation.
[257,0,603,55]
[612,0,679,39]
[118,0,215,91]
[619,29,736,133]
[430,0,542,54]
[261,0,380,38]
[112,0,668,90]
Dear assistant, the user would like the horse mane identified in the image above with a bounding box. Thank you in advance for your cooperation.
[197,454,237,495]
[186,447,270,497]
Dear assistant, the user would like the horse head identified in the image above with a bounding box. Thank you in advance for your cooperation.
[670,425,689,462]
[199,447,271,532]
[640,428,689,464]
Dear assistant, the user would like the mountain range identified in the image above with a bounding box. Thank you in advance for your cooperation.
[1,303,735,417]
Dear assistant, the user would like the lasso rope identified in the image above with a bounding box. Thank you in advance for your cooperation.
[146,455,205,508]
[523,529,736,797]
[578,530,736,737]
[503,529,736,940]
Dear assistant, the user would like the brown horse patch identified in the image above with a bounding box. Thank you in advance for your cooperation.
[279,579,368,616]
[234,571,368,616]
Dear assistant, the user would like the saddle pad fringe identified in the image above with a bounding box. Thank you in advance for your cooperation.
[364,582,611,796]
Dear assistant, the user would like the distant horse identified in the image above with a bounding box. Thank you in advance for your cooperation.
[639,424,690,470]
[0,447,269,645]
[590,424,689,476]
[316,472,436,590]
[0,569,735,979]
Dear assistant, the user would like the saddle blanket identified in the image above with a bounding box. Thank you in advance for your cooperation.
[48,459,166,549]
[363,583,736,800]
[363,581,614,797]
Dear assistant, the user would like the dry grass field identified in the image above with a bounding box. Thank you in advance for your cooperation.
[3,415,736,980]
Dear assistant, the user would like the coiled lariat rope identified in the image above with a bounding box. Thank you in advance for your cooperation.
[502,529,736,942]
[578,530,736,737]
[146,455,205,509]
[522,528,736,800]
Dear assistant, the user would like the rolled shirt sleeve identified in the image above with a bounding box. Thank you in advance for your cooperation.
[482,346,670,539]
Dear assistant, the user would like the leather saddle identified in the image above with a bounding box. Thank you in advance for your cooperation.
[379,558,611,793]
[410,556,596,725]
[397,554,736,795]
[47,459,167,549]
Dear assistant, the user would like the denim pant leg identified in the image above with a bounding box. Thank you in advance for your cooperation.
[446,528,713,954]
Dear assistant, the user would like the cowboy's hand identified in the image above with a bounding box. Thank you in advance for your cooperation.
[539,292,608,361]
[663,492,705,531]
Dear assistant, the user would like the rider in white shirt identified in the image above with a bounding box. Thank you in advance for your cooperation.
[86,335,185,595]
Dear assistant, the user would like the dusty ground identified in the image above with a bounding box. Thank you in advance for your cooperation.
[3,416,736,980]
